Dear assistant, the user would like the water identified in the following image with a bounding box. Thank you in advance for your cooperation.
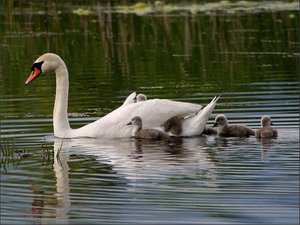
[1,1,299,224]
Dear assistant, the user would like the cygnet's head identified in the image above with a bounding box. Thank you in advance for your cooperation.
[161,116,181,133]
[261,115,273,127]
[136,93,147,102]
[127,116,142,127]
[213,114,228,127]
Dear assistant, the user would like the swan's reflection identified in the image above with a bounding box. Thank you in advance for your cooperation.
[53,137,216,178]
[50,136,218,220]
[53,140,70,224]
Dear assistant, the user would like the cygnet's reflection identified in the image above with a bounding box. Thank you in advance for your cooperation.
[50,136,219,221]
[52,136,217,185]
[130,137,184,158]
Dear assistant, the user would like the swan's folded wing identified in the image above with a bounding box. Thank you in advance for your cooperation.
[131,99,202,128]
[122,92,137,106]
[180,96,219,136]
[77,99,202,138]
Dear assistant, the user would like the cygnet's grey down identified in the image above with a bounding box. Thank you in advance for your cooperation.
[161,115,217,136]
[255,115,278,138]
[161,116,183,136]
[202,126,217,135]
[127,116,170,140]
[213,114,255,137]
[122,92,147,106]
[136,93,147,102]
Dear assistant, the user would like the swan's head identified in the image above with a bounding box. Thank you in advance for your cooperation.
[213,114,228,127]
[25,53,64,85]
[261,115,273,127]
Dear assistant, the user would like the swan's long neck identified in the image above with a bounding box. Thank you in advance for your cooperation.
[53,63,72,137]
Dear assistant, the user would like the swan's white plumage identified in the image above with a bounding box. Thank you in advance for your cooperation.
[26,53,218,138]
[70,98,203,138]
[181,96,219,136]
[121,92,137,106]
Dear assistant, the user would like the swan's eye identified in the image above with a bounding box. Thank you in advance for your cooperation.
[31,61,44,72]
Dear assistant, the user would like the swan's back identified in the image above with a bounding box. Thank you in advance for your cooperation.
[74,99,202,138]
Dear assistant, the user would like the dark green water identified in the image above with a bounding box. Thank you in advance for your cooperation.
[1,1,299,224]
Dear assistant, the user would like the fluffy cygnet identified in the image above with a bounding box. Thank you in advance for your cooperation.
[213,114,255,137]
[202,126,217,135]
[127,116,170,140]
[136,93,147,102]
[161,116,183,136]
[161,115,217,136]
[255,115,278,138]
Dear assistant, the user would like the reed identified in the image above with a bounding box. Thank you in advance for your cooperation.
[0,138,19,171]
[0,138,59,171]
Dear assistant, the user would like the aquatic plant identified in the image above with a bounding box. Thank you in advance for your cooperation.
[112,1,298,15]
[0,138,61,172]
[0,138,23,171]
[73,7,92,16]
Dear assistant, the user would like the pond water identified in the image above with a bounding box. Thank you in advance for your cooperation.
[1,1,299,224]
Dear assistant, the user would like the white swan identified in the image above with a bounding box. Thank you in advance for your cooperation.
[25,53,219,138]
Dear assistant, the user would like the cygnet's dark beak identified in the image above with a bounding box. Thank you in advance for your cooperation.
[213,122,218,127]
[127,121,132,126]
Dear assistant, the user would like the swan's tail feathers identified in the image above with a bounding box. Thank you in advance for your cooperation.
[181,96,220,136]
[210,95,221,104]
[122,92,138,106]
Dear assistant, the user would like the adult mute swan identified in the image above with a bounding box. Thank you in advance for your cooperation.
[25,53,219,138]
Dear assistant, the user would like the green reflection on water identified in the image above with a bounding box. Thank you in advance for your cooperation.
[0,1,299,121]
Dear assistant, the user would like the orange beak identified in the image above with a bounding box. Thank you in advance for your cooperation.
[25,67,41,85]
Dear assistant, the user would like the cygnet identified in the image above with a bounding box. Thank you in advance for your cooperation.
[213,114,254,137]
[255,115,278,138]
[127,116,170,140]
[136,93,147,102]
[162,115,217,136]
